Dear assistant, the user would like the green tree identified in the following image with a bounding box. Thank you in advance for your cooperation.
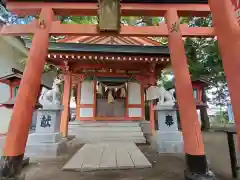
[184,17,228,107]
[161,16,228,107]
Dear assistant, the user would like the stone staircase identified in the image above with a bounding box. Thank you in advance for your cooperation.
[68,121,146,144]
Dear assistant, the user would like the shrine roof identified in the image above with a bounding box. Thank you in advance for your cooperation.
[0,71,22,82]
[6,0,208,4]
[168,77,212,89]
[2,97,42,109]
[191,77,211,86]
[25,41,170,56]
[0,68,51,88]
[58,36,161,46]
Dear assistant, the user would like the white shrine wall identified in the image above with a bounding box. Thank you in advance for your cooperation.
[0,38,25,135]
[0,83,12,134]
[78,80,145,120]
[127,82,144,118]
[79,80,95,118]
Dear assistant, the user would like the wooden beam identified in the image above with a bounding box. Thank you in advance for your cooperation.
[0,23,215,37]
[7,2,210,17]
[73,72,130,78]
[71,62,150,71]
[122,3,210,16]
[6,2,97,16]
[180,25,215,37]
[0,24,36,35]
[51,24,216,37]
[49,23,170,36]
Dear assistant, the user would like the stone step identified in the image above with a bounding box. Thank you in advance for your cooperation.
[68,121,146,144]
[71,132,144,138]
[69,121,140,127]
[68,126,142,132]
[74,137,146,144]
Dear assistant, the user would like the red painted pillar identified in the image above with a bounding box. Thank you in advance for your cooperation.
[76,82,81,120]
[165,9,213,179]
[149,73,156,134]
[0,8,54,178]
[209,0,240,173]
[60,72,72,137]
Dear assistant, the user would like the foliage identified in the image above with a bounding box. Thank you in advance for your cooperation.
[60,16,98,25]
[159,16,229,107]
[212,110,229,124]
[183,16,229,107]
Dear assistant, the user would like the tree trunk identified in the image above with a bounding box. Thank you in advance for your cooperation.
[200,107,210,131]
[200,88,210,131]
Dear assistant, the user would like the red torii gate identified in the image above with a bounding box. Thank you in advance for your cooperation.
[0,1,240,180]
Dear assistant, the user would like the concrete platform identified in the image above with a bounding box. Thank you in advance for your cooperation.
[25,139,68,158]
[68,121,146,144]
[63,142,152,171]
[69,121,141,127]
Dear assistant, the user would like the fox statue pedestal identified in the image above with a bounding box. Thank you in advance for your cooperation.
[25,79,68,158]
[26,106,67,158]
[152,104,184,153]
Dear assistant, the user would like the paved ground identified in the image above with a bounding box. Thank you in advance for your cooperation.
[22,132,235,180]
[63,143,151,171]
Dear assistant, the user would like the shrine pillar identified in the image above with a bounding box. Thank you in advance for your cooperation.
[76,82,81,120]
[149,72,156,134]
[165,9,214,179]
[60,72,72,137]
[0,8,54,178]
[209,0,240,174]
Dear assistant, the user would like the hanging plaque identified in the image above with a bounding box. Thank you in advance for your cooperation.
[98,0,121,32]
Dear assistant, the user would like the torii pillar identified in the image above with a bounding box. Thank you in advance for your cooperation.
[0,8,53,178]
[149,67,157,134]
[165,9,215,179]
[209,0,240,176]
[60,72,72,137]
[76,82,81,120]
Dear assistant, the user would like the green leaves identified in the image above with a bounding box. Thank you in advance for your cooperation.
[160,16,228,106]
[60,16,98,24]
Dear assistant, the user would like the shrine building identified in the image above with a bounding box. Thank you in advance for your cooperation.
[25,36,170,122]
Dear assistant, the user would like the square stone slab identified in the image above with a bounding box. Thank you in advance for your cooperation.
[63,142,152,171]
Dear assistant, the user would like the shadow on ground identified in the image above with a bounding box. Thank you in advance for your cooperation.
[22,132,233,180]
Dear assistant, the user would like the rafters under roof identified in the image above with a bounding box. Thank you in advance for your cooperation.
[58,36,161,46]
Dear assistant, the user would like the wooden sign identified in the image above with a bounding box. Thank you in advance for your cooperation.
[98,0,120,32]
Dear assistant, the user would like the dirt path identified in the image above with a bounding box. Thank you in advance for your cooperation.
[22,132,233,180]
